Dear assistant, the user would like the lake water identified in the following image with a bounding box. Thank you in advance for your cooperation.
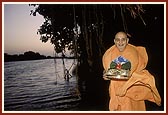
[4,58,162,112]
[3,59,81,111]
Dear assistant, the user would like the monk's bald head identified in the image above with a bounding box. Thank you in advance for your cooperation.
[115,31,127,39]
[114,31,129,52]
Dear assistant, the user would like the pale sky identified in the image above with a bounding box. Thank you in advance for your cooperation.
[3,4,54,56]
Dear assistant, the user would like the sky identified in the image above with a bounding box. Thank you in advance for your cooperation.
[3,4,55,56]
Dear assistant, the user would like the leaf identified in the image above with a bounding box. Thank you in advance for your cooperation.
[110,62,117,69]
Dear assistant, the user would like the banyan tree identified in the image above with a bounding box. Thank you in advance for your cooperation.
[30,4,163,110]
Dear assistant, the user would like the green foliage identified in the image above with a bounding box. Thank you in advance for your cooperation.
[110,61,131,70]
[121,62,131,70]
[30,4,75,53]
[110,62,117,69]
[30,4,145,59]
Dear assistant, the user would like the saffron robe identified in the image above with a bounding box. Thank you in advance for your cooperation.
[102,44,161,111]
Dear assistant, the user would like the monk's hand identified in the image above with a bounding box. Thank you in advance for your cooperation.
[103,70,110,80]
[103,75,111,80]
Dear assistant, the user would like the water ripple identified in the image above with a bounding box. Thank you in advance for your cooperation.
[4,59,80,111]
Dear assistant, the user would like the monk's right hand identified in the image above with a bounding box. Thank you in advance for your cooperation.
[103,75,111,80]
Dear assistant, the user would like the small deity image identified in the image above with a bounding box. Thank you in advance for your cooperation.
[104,56,131,80]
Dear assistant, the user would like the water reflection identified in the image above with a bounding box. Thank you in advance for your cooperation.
[4,59,80,111]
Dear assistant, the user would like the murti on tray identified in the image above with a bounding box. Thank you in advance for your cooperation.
[103,56,131,80]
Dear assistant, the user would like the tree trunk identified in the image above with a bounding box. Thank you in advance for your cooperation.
[77,5,109,110]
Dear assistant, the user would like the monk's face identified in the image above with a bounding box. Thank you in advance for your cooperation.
[114,32,129,52]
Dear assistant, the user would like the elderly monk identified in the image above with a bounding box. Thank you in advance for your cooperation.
[102,31,161,111]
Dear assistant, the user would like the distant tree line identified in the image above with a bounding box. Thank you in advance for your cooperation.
[4,51,52,62]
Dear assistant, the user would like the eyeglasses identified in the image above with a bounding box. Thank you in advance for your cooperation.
[114,38,127,43]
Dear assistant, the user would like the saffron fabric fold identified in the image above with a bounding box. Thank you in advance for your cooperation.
[102,44,161,111]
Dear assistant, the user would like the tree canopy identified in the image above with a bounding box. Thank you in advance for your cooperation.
[30,4,145,54]
[30,4,164,111]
